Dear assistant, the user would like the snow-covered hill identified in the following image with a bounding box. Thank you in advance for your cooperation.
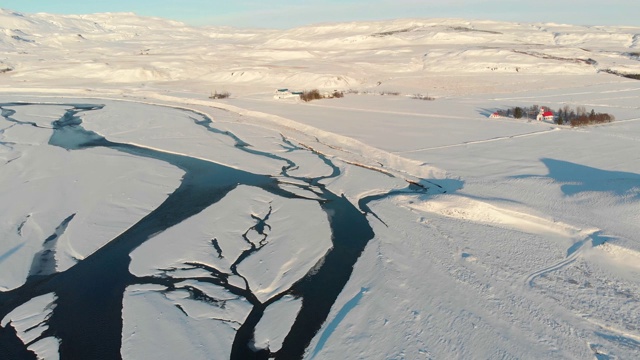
[1,8,639,95]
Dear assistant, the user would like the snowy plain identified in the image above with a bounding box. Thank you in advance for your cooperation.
[1,7,640,360]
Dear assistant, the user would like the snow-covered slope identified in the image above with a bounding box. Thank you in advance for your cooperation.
[1,8,639,95]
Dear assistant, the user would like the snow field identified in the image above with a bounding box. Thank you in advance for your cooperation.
[1,8,640,359]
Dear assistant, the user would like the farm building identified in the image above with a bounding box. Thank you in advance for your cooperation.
[536,109,554,121]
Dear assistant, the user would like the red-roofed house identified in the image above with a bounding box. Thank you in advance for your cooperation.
[536,109,554,121]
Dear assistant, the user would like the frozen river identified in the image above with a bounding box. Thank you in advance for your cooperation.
[0,101,423,359]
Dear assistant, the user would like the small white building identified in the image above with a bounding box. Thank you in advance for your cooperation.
[489,112,501,118]
[274,88,298,99]
[536,108,554,121]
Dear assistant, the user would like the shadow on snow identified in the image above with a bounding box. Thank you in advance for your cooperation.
[514,158,640,199]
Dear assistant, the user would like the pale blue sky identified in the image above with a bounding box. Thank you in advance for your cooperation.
[2,0,639,28]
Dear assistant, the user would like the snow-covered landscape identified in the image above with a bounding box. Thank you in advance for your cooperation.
[1,7,639,360]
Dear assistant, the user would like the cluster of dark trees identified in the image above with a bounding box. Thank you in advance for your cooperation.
[493,105,542,119]
[494,105,615,126]
[557,106,615,126]
[209,90,230,99]
[602,68,640,80]
[299,89,344,102]
[299,89,323,102]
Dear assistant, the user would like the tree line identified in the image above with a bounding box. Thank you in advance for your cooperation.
[493,105,615,126]
[555,105,614,126]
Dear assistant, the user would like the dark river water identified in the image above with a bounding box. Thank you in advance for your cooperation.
[0,101,429,359]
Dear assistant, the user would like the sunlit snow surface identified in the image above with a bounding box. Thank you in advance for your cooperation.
[0,99,421,359]
[1,8,640,360]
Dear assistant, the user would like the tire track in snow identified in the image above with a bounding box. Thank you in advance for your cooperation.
[489,86,640,101]
[304,101,470,120]
[396,193,606,289]
[523,252,580,287]
[237,93,470,120]
[604,116,640,125]
[394,127,560,153]
[524,230,611,288]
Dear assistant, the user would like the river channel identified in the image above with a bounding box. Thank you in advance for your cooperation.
[0,101,423,359]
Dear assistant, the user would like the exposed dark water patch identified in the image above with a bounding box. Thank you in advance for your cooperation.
[244,206,273,248]
[279,135,300,153]
[28,213,76,279]
[191,115,251,148]
[11,35,35,43]
[174,303,189,317]
[269,191,375,360]
[189,112,297,175]
[212,238,224,258]
[358,182,431,227]
[230,205,275,292]
[180,284,227,307]
[0,141,16,150]
[4,155,21,164]
[17,215,30,237]
[0,101,434,360]
[0,322,37,360]
[0,122,18,149]
[0,104,49,129]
